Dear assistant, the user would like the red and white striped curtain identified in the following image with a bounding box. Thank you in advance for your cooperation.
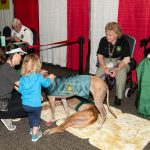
[12,0,150,80]
[38,0,89,70]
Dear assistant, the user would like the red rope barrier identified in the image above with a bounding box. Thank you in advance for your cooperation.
[28,39,77,49]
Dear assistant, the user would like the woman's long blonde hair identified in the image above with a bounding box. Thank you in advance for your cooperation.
[21,54,41,76]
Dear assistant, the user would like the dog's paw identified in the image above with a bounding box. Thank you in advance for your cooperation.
[43,129,51,135]
[45,121,53,126]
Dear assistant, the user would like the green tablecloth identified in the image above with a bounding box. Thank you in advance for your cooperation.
[136,58,150,118]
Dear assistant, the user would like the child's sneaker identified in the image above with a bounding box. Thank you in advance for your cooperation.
[30,128,33,135]
[1,119,16,131]
[31,130,42,142]
[30,126,40,135]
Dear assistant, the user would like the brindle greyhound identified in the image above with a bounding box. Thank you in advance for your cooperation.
[43,76,117,135]
[43,97,99,135]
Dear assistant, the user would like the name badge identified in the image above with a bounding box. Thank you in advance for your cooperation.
[106,62,114,68]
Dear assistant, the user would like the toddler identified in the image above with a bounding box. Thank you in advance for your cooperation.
[18,54,55,142]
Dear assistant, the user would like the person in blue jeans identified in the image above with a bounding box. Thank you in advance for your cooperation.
[18,54,55,142]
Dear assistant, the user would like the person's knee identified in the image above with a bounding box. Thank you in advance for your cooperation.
[116,68,127,81]
[116,69,127,90]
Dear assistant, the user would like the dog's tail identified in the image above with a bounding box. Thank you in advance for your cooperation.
[106,85,117,118]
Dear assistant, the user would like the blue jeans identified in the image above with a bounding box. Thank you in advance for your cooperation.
[23,105,41,128]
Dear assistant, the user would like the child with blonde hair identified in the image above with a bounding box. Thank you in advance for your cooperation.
[18,54,55,142]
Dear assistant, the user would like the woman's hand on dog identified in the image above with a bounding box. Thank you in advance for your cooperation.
[104,68,116,77]
[109,69,116,77]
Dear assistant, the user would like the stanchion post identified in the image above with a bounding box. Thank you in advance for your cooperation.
[78,36,84,74]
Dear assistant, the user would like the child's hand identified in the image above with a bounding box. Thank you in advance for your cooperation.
[40,69,48,77]
[48,74,56,80]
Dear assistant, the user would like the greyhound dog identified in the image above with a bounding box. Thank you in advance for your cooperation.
[44,75,117,130]
[43,96,99,135]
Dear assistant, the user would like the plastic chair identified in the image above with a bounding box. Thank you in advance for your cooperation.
[124,35,137,98]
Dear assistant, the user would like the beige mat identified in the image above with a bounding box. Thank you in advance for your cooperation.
[41,102,150,150]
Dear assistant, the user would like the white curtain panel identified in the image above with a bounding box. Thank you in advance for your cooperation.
[0,0,14,32]
[89,0,119,74]
[38,0,67,67]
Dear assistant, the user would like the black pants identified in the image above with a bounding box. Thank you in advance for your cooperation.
[0,91,28,119]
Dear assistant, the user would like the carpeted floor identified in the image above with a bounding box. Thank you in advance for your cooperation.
[0,63,150,150]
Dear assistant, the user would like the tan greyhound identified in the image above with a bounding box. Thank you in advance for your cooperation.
[44,76,117,135]
[43,97,99,135]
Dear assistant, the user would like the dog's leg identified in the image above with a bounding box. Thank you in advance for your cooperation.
[90,76,107,127]
[48,96,56,122]
[90,76,117,127]
[44,106,98,135]
[61,98,70,118]
[93,90,107,127]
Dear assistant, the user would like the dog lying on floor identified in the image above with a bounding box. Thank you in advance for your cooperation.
[44,75,117,131]
[43,96,99,135]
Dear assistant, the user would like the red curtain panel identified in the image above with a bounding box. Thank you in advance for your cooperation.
[67,0,89,71]
[13,0,39,55]
[118,0,150,82]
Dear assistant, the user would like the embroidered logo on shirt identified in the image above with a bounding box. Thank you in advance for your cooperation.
[116,46,122,51]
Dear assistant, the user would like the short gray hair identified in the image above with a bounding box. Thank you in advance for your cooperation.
[105,22,123,38]
[12,18,21,27]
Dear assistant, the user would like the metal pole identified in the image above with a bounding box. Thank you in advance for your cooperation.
[78,36,84,74]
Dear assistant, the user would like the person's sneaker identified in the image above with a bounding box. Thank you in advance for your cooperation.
[1,119,16,131]
[30,128,32,135]
[31,130,42,142]
[30,126,40,135]
[0,108,8,111]
[114,96,122,106]
[12,118,21,122]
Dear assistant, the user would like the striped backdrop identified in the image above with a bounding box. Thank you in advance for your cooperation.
[1,0,150,81]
